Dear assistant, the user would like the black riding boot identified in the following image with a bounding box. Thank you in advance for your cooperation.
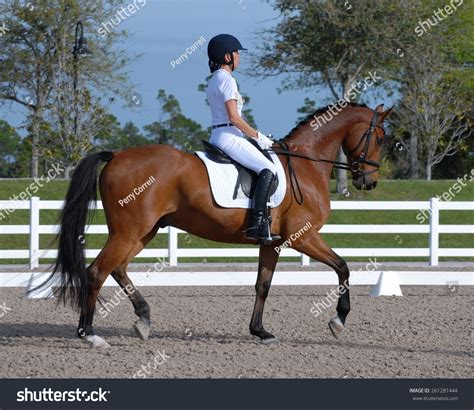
[245,169,281,245]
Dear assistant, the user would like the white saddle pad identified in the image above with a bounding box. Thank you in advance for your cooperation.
[195,151,287,209]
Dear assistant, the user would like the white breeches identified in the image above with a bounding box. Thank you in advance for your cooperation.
[209,128,276,175]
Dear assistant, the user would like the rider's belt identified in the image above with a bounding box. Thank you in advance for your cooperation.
[212,123,234,129]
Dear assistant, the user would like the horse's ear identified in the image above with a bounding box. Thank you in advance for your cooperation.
[379,106,393,122]
[374,104,384,113]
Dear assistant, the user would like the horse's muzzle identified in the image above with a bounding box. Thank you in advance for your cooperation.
[353,175,378,190]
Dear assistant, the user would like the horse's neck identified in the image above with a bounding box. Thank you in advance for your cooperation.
[285,119,348,180]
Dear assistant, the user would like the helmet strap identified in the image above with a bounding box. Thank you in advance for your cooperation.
[222,52,235,71]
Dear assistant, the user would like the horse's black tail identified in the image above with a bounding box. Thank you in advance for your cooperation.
[34,151,114,311]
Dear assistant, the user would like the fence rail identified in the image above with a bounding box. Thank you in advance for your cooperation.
[0,197,472,268]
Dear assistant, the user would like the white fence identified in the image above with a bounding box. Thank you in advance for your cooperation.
[0,197,472,268]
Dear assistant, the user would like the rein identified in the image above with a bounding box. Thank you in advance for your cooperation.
[271,110,383,205]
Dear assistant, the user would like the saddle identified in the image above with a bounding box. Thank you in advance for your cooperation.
[199,138,279,199]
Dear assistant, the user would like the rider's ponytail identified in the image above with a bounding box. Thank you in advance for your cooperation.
[209,60,220,73]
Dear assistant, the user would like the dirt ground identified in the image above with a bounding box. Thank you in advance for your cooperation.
[0,285,471,378]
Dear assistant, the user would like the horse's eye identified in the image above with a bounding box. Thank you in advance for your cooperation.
[376,137,383,146]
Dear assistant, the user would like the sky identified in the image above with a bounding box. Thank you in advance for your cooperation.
[1,0,394,139]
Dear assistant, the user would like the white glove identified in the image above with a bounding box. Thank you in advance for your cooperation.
[256,131,273,150]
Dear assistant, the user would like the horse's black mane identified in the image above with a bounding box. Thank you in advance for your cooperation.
[283,102,368,140]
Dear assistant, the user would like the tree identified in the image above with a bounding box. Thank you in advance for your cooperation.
[392,46,471,180]
[43,86,113,176]
[104,121,152,151]
[144,90,207,152]
[388,1,473,180]
[90,113,120,148]
[251,0,421,190]
[14,137,34,177]
[0,0,135,176]
[296,98,317,122]
[442,0,474,91]
[241,94,257,130]
[0,1,56,177]
[0,120,21,177]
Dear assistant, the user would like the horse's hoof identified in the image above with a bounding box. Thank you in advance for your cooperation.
[261,336,279,345]
[134,319,150,341]
[85,335,111,348]
[328,316,344,339]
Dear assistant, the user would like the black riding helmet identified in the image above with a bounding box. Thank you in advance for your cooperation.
[207,34,247,73]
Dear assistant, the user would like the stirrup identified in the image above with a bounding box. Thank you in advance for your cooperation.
[245,221,281,245]
[259,222,281,245]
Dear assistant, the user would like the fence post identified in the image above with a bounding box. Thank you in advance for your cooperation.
[429,197,439,266]
[301,253,310,266]
[168,226,178,266]
[29,196,40,269]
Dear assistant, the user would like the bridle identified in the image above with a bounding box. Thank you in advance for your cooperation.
[345,110,384,176]
[272,109,384,205]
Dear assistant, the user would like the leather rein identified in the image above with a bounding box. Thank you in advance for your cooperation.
[271,110,384,205]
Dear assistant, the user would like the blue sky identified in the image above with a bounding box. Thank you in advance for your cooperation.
[2,0,394,139]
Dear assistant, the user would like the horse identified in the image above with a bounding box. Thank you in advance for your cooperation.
[45,102,392,348]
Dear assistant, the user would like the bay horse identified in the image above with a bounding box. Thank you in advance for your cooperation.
[46,102,391,348]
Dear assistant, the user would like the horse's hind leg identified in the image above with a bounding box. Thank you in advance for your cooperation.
[292,232,350,339]
[110,228,159,341]
[111,266,151,340]
[78,236,136,348]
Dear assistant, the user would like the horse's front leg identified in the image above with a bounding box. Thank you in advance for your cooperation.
[292,231,350,339]
[250,244,280,343]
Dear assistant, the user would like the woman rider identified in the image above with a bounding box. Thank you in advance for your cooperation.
[206,33,280,244]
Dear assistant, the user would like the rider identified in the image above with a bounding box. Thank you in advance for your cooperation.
[206,33,281,244]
